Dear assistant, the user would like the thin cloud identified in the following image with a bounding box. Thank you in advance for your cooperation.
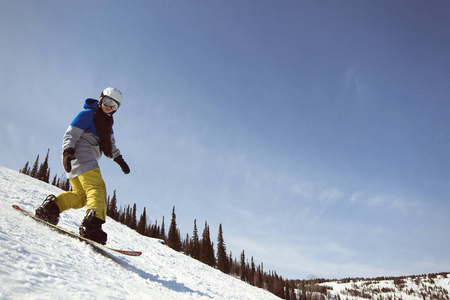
[342,67,371,103]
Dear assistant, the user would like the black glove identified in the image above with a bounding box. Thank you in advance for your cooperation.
[62,147,76,173]
[114,155,130,174]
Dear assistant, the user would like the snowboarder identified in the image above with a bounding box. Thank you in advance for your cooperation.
[35,87,130,245]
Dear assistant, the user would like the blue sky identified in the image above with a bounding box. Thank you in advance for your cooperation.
[1,0,450,279]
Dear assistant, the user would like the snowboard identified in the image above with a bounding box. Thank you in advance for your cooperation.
[12,204,142,257]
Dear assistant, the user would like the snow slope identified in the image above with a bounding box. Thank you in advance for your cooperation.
[0,166,280,300]
[321,274,450,299]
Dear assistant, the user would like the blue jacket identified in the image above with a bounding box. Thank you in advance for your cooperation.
[62,99,120,178]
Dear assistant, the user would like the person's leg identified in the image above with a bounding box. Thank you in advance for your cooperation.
[54,176,87,212]
[77,167,107,221]
[35,176,87,225]
[77,168,108,244]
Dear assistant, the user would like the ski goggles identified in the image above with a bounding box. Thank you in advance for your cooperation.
[101,96,120,111]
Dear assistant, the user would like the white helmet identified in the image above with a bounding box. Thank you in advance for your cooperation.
[101,87,122,105]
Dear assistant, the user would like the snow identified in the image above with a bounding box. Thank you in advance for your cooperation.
[0,166,280,300]
[320,274,450,299]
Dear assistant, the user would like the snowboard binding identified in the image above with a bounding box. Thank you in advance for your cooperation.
[35,194,60,225]
[79,209,107,245]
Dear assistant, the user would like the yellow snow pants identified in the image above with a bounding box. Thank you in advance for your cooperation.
[55,168,107,221]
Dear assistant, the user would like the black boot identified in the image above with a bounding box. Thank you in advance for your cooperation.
[35,195,60,225]
[79,209,107,245]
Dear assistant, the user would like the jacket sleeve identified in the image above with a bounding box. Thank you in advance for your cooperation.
[62,125,84,150]
[110,134,121,159]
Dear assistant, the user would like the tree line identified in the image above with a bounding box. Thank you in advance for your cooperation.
[21,149,71,191]
[21,150,305,299]
[106,197,299,299]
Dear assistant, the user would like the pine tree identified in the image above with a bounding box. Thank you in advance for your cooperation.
[144,221,151,237]
[183,233,190,253]
[190,219,200,260]
[240,250,247,282]
[46,167,51,183]
[118,206,126,224]
[30,155,39,178]
[160,216,166,241]
[156,224,161,239]
[51,174,57,186]
[37,149,50,182]
[250,256,256,285]
[167,206,181,251]
[256,264,264,288]
[21,162,30,175]
[125,205,131,227]
[216,223,230,274]
[57,175,63,189]
[63,179,70,191]
[273,274,284,298]
[137,207,147,235]
[285,280,293,300]
[200,221,215,267]
[108,190,118,220]
[229,251,236,275]
[131,203,137,229]
[148,220,157,238]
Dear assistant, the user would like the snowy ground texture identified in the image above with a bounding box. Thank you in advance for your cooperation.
[321,273,450,299]
[0,166,280,300]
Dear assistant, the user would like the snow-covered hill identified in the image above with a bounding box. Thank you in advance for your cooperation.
[0,166,280,300]
[319,274,450,299]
